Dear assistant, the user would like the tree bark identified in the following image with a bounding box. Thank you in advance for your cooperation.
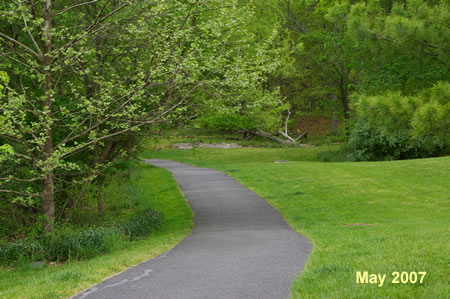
[255,130,293,145]
[42,0,55,232]
[241,130,308,145]
[245,130,293,145]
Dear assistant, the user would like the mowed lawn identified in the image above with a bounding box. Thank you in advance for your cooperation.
[149,146,449,298]
[0,165,193,298]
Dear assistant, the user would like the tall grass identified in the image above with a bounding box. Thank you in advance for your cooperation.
[0,209,162,265]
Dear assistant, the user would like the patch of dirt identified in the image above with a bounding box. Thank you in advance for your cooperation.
[293,115,339,137]
[173,143,194,149]
[173,142,242,150]
[275,160,291,163]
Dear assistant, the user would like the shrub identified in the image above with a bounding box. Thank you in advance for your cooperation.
[348,82,449,160]
[347,119,446,161]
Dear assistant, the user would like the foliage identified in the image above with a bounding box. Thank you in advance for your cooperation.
[346,0,449,94]
[269,0,358,124]
[0,208,162,265]
[0,0,281,231]
[0,239,44,265]
[347,118,439,161]
[116,209,162,241]
[348,82,449,160]
[43,226,124,262]
[196,89,288,133]
[195,25,286,133]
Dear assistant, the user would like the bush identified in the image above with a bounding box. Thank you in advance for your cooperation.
[348,82,449,161]
[347,119,446,161]
[0,209,162,265]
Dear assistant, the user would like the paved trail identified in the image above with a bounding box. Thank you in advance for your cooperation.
[74,160,311,299]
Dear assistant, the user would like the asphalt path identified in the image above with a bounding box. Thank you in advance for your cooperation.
[74,159,312,299]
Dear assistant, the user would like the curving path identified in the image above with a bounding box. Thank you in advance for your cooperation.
[74,159,311,299]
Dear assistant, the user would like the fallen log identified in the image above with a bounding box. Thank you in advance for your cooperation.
[240,130,308,145]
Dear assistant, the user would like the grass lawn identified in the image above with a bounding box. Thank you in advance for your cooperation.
[147,145,449,298]
[0,164,193,298]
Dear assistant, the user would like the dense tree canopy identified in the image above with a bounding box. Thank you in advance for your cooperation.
[0,0,283,232]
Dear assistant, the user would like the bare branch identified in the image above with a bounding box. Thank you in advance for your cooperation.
[294,131,308,141]
[53,0,100,16]
[0,32,41,59]
[0,52,39,72]
[20,10,43,58]
[0,189,39,197]
[0,177,42,182]
[279,130,296,143]
[14,152,33,161]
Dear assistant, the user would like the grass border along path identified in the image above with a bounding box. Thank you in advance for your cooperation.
[149,146,449,298]
[0,164,193,298]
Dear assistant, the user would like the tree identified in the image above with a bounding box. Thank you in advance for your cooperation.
[348,82,449,160]
[0,0,279,232]
[264,0,361,136]
[345,0,449,159]
[346,0,449,94]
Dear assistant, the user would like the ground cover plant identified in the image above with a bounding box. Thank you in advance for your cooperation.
[0,208,162,265]
[0,164,193,298]
[148,142,449,298]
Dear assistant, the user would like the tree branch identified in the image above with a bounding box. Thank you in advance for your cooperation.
[53,0,100,16]
[0,32,41,58]
[0,189,39,197]
[20,9,43,58]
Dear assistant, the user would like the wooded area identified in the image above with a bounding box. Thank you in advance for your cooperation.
[0,0,448,241]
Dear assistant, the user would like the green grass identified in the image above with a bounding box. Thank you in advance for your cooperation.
[0,164,193,298]
[147,146,449,298]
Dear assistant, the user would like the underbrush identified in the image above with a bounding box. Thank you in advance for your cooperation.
[347,119,447,161]
[0,164,193,298]
[0,160,166,266]
[0,209,162,265]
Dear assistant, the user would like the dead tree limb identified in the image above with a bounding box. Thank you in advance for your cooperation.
[240,129,308,146]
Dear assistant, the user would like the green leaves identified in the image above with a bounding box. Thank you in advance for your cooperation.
[0,0,284,219]
[352,82,450,159]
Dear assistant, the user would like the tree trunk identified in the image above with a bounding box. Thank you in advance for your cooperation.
[42,171,54,232]
[330,94,339,136]
[97,175,105,215]
[338,73,350,139]
[245,130,293,145]
[42,0,55,232]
